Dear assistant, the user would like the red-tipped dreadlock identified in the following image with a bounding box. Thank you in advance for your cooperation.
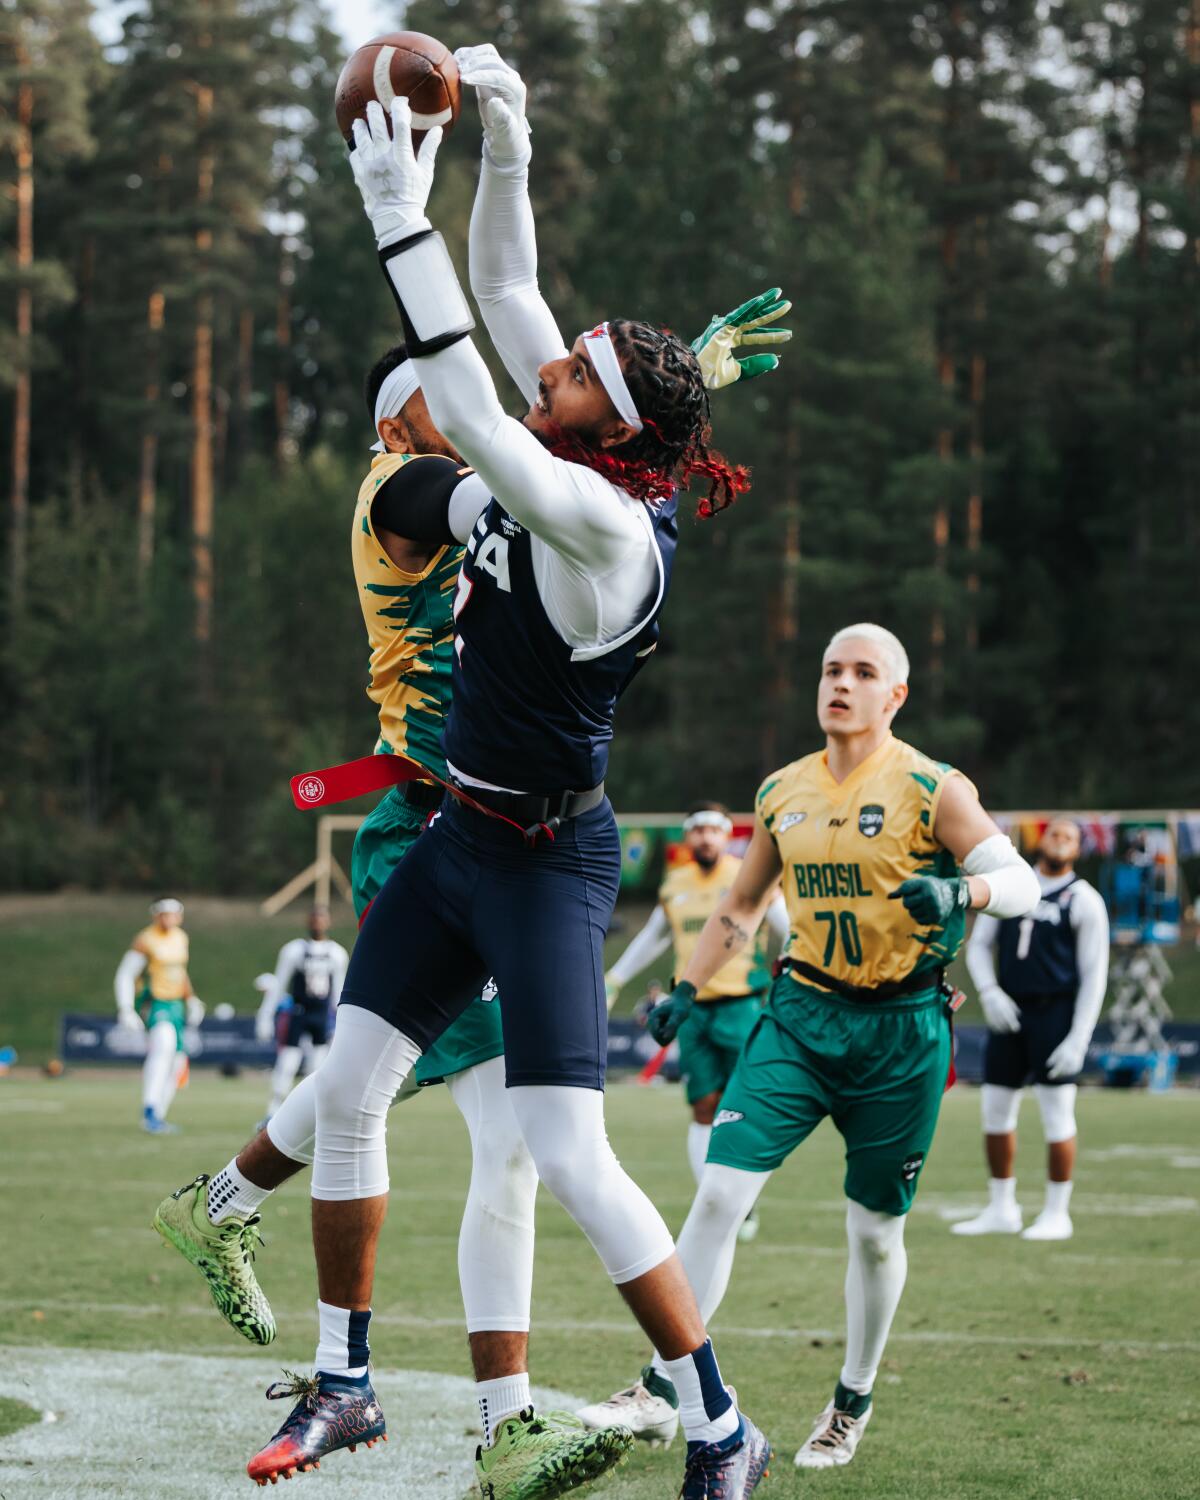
[539,321,750,516]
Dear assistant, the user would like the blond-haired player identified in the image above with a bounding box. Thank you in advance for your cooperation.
[114,897,203,1133]
[581,624,1039,1464]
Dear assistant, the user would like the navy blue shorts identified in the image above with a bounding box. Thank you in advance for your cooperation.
[285,1009,330,1048]
[339,795,621,1089]
[983,994,1077,1088]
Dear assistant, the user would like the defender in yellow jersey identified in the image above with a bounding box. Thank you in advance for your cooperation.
[585,624,1038,1468]
[604,803,787,1192]
[114,897,203,1133]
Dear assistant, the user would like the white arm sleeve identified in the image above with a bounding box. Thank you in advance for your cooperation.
[114,950,147,1012]
[415,337,648,572]
[961,834,1041,919]
[468,151,567,406]
[606,905,673,988]
[764,892,790,947]
[965,913,1002,993]
[1070,883,1110,1038]
[260,939,303,1024]
[329,943,350,1009]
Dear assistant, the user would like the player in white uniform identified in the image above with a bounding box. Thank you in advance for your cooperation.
[256,906,349,1122]
[954,818,1109,1241]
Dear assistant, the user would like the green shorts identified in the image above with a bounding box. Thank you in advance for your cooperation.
[678,993,764,1105]
[142,997,186,1050]
[707,973,951,1216]
[351,785,504,1086]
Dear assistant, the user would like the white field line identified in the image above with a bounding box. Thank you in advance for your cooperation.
[3,1301,1198,1356]
[0,1345,584,1500]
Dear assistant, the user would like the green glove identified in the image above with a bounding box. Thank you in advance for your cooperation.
[647,981,697,1045]
[690,287,792,391]
[888,876,970,927]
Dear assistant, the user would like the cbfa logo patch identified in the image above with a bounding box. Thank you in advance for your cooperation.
[858,804,885,838]
[713,1109,745,1128]
[901,1152,925,1181]
[778,811,808,834]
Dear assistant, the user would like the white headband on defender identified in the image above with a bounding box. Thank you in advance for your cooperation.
[370,361,421,452]
[581,323,643,434]
[151,897,183,915]
[684,810,732,834]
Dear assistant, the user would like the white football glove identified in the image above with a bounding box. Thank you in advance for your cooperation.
[350,97,443,248]
[116,1007,145,1033]
[454,44,531,166]
[186,996,206,1027]
[979,984,1021,1033]
[1046,1028,1089,1081]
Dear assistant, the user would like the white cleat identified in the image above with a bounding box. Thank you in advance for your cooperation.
[950,1203,1023,1236]
[1021,1211,1073,1241]
[577,1367,679,1447]
[794,1400,872,1469]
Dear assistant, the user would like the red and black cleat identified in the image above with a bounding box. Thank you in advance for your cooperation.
[246,1370,387,1486]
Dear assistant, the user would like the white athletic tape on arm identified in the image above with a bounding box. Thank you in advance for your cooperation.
[962,834,1040,919]
[581,323,643,433]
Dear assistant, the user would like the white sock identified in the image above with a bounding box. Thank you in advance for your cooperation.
[988,1176,1017,1209]
[840,1202,907,1394]
[662,1339,740,1445]
[315,1300,370,1378]
[686,1123,712,1185]
[207,1158,273,1225]
[1043,1179,1073,1216]
[476,1373,531,1446]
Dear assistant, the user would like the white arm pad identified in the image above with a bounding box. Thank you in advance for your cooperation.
[115,950,147,1013]
[961,834,1040,919]
[607,906,672,989]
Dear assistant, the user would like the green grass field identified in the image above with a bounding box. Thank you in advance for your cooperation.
[4,893,1200,1066]
[0,1071,1196,1498]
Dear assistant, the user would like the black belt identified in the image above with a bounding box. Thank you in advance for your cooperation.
[777,956,948,1004]
[401,779,445,813]
[448,778,606,841]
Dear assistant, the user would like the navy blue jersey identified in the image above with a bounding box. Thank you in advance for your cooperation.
[997,875,1081,999]
[444,493,677,791]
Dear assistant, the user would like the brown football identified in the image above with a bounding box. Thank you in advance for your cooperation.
[334,32,461,151]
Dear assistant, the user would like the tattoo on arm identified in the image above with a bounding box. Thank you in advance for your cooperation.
[720,914,750,950]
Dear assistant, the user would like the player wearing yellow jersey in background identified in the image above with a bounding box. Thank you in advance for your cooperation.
[114,897,203,1133]
[603,804,787,1235]
[582,624,1039,1464]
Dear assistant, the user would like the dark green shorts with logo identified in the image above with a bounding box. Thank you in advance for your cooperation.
[352,786,504,1086]
[141,996,187,1050]
[706,972,951,1216]
[678,993,765,1105]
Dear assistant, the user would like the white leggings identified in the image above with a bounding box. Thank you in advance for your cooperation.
[981,1082,1078,1144]
[270,1042,328,1113]
[143,1021,185,1118]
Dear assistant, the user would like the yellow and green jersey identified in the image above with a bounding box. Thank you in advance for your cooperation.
[660,853,772,1000]
[352,452,463,777]
[756,734,973,989]
[133,924,189,1001]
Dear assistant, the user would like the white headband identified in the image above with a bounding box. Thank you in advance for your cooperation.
[684,810,732,834]
[151,898,183,915]
[370,360,421,452]
[581,323,643,434]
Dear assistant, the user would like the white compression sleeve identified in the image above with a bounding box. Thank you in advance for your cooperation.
[262,938,303,1028]
[764,892,790,947]
[686,1123,712,1185]
[328,943,350,1009]
[115,950,146,1013]
[1069,882,1110,1038]
[841,1202,908,1395]
[447,1055,538,1332]
[962,835,1040,919]
[160,1049,188,1120]
[965,912,1001,993]
[670,1164,768,1325]
[468,150,567,405]
[267,1070,318,1165]
[311,1006,422,1201]
[270,1047,304,1113]
[607,905,672,989]
[507,1085,674,1284]
[142,1020,177,1114]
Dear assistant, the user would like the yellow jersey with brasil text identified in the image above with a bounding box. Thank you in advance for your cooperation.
[133,924,189,1001]
[352,452,464,779]
[756,734,975,991]
[660,853,773,1001]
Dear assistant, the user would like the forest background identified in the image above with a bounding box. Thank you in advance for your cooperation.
[2,0,1198,893]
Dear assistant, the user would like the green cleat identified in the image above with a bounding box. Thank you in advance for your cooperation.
[476,1408,633,1500]
[153,1172,276,1345]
